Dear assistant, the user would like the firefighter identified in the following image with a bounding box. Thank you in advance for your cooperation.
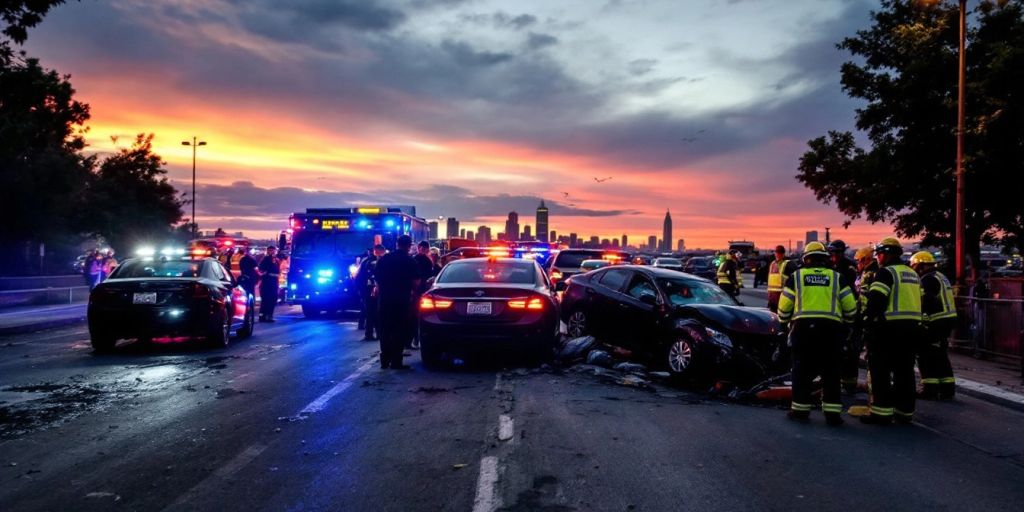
[829,240,860,394]
[910,251,958,400]
[777,242,858,426]
[766,245,788,312]
[861,238,923,425]
[716,251,741,297]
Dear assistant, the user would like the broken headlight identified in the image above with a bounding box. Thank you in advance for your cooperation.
[704,327,733,350]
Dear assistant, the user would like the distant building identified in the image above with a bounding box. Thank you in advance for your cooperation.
[446,217,459,239]
[505,212,520,242]
[622,234,628,248]
[805,231,818,246]
[569,233,578,247]
[589,236,600,247]
[677,239,685,252]
[601,238,611,247]
[476,226,492,245]
[460,228,466,239]
[648,235,657,250]
[550,230,556,243]
[796,241,805,253]
[662,210,672,252]
[611,239,620,248]
[466,230,474,241]
[427,221,439,240]
[536,200,549,243]
[523,225,533,241]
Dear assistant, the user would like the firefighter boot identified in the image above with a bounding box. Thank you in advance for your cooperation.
[939,378,956,400]
[916,380,940,400]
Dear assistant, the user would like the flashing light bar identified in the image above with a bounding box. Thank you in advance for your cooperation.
[136,247,156,257]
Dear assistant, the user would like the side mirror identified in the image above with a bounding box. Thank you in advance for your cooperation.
[639,293,658,306]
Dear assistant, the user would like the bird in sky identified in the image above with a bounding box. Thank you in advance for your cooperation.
[593,176,613,183]
[562,191,571,198]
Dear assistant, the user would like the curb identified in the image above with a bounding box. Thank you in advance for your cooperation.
[956,378,1024,413]
[0,316,86,336]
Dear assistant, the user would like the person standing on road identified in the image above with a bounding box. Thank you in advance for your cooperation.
[860,238,923,425]
[238,249,259,300]
[102,250,118,278]
[88,251,105,289]
[355,245,386,341]
[258,246,280,323]
[410,241,435,349]
[766,245,793,313]
[777,242,858,426]
[828,240,860,394]
[374,235,420,369]
[910,251,958,400]
[716,251,741,297]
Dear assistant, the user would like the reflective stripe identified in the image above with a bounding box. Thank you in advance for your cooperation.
[781,290,796,301]
[894,409,914,418]
[921,378,940,385]
[924,271,958,322]
[792,268,842,322]
[838,288,853,300]
[870,405,893,416]
[940,377,956,384]
[884,265,922,322]
[791,402,813,412]
[870,281,891,295]
[822,402,843,413]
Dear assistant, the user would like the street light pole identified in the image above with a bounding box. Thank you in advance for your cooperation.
[181,137,207,239]
[954,0,967,285]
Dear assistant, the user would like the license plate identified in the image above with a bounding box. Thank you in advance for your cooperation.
[466,302,492,315]
[132,292,157,305]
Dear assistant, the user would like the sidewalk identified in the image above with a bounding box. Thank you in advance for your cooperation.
[949,352,1024,412]
[0,303,87,336]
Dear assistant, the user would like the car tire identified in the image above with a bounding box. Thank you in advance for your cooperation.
[236,301,255,339]
[90,330,117,353]
[208,309,231,348]
[664,332,708,386]
[301,304,322,319]
[420,337,444,369]
[566,309,589,338]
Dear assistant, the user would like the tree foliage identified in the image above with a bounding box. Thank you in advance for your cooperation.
[797,0,1024,259]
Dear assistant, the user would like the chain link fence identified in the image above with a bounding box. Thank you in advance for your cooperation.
[954,278,1024,377]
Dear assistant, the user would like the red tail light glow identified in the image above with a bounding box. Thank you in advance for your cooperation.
[550,270,563,281]
[420,296,453,310]
[508,297,544,310]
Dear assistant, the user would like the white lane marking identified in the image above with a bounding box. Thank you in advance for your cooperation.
[498,415,514,442]
[164,443,267,510]
[472,456,502,512]
[958,378,1024,407]
[299,357,377,414]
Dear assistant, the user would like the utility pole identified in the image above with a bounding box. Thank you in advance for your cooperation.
[181,137,207,239]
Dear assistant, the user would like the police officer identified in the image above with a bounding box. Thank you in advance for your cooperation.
[766,245,793,313]
[258,246,280,322]
[374,235,420,370]
[238,249,259,300]
[777,242,858,426]
[910,251,958,400]
[861,238,923,425]
[716,251,741,297]
[356,245,386,341]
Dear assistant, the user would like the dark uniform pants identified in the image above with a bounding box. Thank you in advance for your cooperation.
[719,283,737,297]
[841,324,863,390]
[789,320,844,417]
[918,318,956,398]
[378,298,412,368]
[259,281,278,318]
[866,321,922,419]
[362,294,378,338]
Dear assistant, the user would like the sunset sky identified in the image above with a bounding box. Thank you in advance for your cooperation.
[25,0,904,249]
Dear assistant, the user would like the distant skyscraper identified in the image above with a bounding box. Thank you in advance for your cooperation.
[477,226,492,245]
[677,239,685,252]
[662,210,673,252]
[805,231,818,246]
[460,228,466,239]
[505,212,520,242]
[466,230,474,240]
[523,225,532,240]
[648,235,657,250]
[550,230,556,243]
[446,217,459,239]
[569,233,578,247]
[622,234,628,248]
[536,200,549,243]
[612,239,620,248]
[427,221,439,239]
[589,236,600,246]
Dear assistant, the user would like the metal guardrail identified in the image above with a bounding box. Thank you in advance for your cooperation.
[0,286,90,308]
[954,294,1024,377]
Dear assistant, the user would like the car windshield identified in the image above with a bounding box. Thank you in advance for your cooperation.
[657,277,736,306]
[580,260,609,270]
[292,231,384,257]
[554,251,628,268]
[111,260,203,279]
[685,257,711,269]
[656,258,681,266]
[437,260,537,284]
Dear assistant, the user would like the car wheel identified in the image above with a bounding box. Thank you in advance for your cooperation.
[301,304,322,319]
[90,330,117,353]
[665,332,712,386]
[420,337,444,369]
[208,309,230,348]
[237,301,255,339]
[567,309,588,338]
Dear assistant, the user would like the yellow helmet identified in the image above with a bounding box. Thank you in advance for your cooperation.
[910,251,936,266]
[874,237,902,255]
[803,241,828,258]
[854,246,874,260]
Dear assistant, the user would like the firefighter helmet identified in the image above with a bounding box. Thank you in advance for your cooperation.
[803,242,828,258]
[910,251,936,267]
[873,237,902,255]
[827,240,848,254]
[854,246,873,260]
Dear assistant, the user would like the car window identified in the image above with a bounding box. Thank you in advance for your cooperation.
[657,277,736,306]
[596,269,630,291]
[111,260,202,279]
[437,260,537,284]
[626,274,658,301]
[553,251,602,269]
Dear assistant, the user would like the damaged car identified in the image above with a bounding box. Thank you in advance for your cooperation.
[560,265,787,387]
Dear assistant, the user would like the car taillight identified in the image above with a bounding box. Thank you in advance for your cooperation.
[420,296,452,310]
[508,297,544,310]
[550,270,563,281]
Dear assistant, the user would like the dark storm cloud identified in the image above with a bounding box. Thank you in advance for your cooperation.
[525,32,558,50]
[460,12,538,30]
[234,0,407,31]
[440,40,515,67]
[192,182,634,221]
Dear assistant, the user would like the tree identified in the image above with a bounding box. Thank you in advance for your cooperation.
[86,134,185,252]
[797,0,1024,268]
[1,1,70,63]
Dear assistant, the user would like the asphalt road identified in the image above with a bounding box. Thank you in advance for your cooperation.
[1,299,1023,511]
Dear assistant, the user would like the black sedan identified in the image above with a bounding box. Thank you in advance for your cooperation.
[560,265,786,386]
[419,257,559,366]
[88,255,256,351]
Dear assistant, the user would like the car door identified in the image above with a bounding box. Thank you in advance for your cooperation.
[618,272,663,353]
[589,268,631,341]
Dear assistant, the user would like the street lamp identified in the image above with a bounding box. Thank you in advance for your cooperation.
[917,0,967,285]
[181,137,207,239]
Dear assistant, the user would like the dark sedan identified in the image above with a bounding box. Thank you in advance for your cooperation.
[681,256,717,281]
[88,255,255,351]
[560,265,786,386]
[419,257,559,366]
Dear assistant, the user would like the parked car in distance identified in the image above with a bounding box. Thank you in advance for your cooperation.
[580,259,611,272]
[652,257,683,271]
[682,256,717,281]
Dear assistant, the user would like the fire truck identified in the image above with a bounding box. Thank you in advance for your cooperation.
[285,206,429,318]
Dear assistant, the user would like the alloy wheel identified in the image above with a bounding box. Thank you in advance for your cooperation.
[668,339,692,374]
[567,311,587,338]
